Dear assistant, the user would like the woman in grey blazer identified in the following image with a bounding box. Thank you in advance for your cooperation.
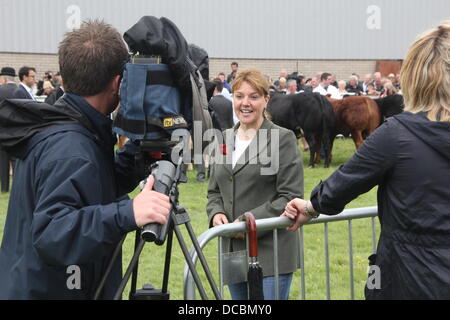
[207,69,303,300]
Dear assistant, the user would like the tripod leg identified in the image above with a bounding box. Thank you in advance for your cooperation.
[161,221,174,294]
[172,222,209,300]
[114,238,145,300]
[129,230,141,298]
[185,221,222,300]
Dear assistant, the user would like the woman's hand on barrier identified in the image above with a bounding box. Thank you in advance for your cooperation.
[212,213,229,227]
[282,198,313,231]
[232,218,246,239]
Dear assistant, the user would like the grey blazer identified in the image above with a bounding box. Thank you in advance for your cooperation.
[207,119,304,276]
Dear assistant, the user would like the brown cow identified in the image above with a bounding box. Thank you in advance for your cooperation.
[327,96,381,149]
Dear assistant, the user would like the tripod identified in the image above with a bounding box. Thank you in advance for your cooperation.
[94,141,221,300]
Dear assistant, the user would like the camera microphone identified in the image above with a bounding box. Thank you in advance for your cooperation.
[141,160,176,243]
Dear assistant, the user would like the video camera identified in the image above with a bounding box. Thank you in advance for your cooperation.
[112,16,213,244]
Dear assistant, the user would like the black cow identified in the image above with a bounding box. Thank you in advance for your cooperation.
[374,94,404,119]
[267,92,336,168]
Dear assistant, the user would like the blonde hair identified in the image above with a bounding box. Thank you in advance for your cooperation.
[231,68,270,97]
[401,21,450,121]
[384,82,398,95]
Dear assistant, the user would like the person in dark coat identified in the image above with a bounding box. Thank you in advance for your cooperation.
[283,21,450,300]
[44,84,64,105]
[345,75,364,95]
[208,78,234,133]
[0,67,18,100]
[0,67,18,192]
[13,66,36,100]
[0,21,170,299]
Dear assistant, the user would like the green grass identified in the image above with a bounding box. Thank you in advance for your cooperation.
[0,138,379,300]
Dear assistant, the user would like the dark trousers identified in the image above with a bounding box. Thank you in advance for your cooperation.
[0,148,10,193]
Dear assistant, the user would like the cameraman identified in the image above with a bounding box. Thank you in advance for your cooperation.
[0,21,170,299]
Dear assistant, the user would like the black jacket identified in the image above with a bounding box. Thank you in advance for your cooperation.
[345,83,364,95]
[310,112,450,299]
[0,96,140,299]
[44,86,65,105]
[12,84,34,99]
[0,83,18,102]
[208,94,234,132]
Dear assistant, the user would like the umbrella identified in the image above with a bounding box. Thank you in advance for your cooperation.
[243,212,264,300]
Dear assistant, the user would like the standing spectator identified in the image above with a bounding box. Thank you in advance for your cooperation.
[337,80,348,98]
[366,83,378,96]
[217,72,233,101]
[0,67,17,101]
[286,79,298,95]
[273,69,288,87]
[45,72,65,105]
[345,75,364,95]
[283,21,450,300]
[313,72,339,98]
[218,72,232,92]
[310,76,319,90]
[373,72,384,94]
[361,74,372,94]
[276,77,287,93]
[380,81,398,98]
[208,78,234,133]
[296,75,307,92]
[13,66,36,100]
[0,67,18,193]
[227,61,239,84]
[207,69,303,300]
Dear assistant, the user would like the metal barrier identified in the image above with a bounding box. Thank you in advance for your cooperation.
[183,206,378,300]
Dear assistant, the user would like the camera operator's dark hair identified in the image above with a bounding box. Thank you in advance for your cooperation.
[18,66,36,81]
[58,20,129,96]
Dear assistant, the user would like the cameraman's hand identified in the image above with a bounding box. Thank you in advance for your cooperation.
[132,175,171,228]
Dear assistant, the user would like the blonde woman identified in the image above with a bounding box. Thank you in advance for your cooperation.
[207,69,303,300]
[381,81,398,97]
[283,21,450,299]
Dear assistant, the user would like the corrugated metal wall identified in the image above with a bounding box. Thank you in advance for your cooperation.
[0,0,449,59]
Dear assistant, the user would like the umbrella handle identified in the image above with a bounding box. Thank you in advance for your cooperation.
[243,212,258,258]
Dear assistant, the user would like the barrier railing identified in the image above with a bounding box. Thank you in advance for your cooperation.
[183,206,378,300]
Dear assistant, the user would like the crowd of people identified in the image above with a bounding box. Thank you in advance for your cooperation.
[211,63,401,102]
[0,66,64,104]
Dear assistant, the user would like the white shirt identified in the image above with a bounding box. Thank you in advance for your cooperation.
[232,135,253,168]
[313,84,339,99]
[221,87,233,102]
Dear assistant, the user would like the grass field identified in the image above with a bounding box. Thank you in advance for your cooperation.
[0,137,379,300]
